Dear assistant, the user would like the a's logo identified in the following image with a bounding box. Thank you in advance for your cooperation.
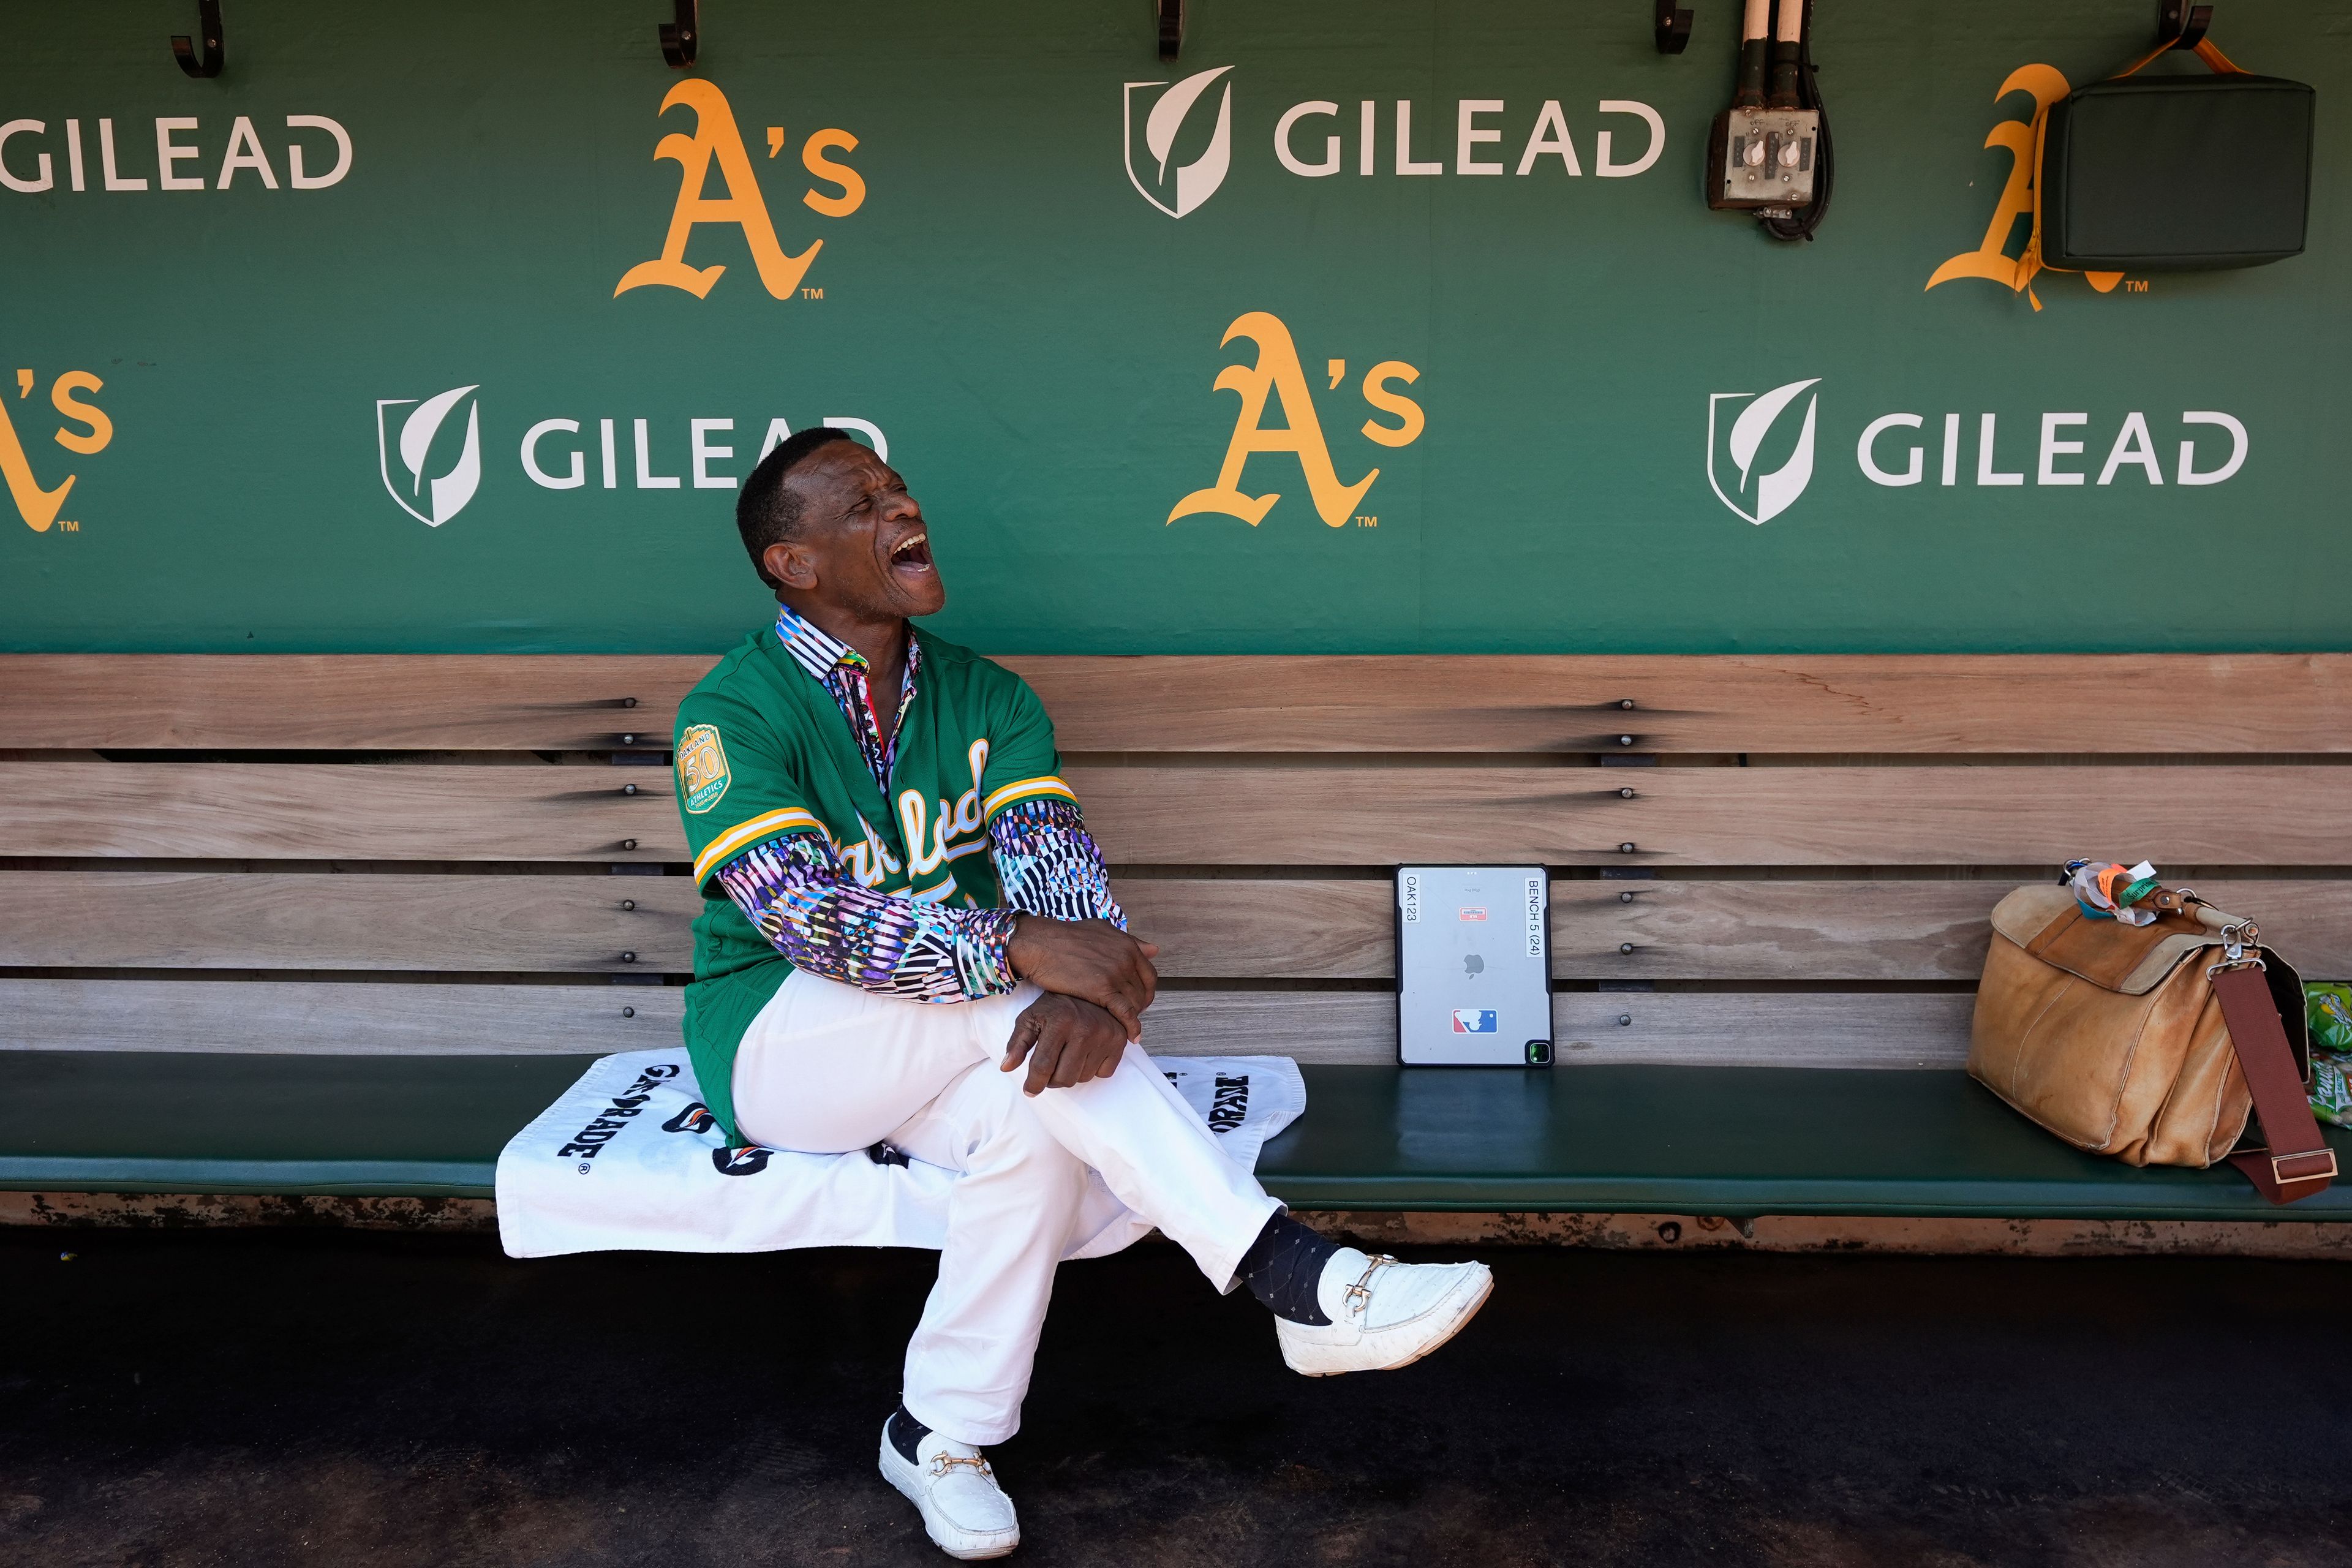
[1,368,111,532]
[376,385,482,527]
[713,1144,773,1177]
[1706,377,1820,526]
[677,725,731,815]
[617,79,864,301]
[1926,66,2125,311]
[1169,311,1423,529]
[1123,66,1234,218]
[661,1099,720,1136]
[1452,1009,1499,1035]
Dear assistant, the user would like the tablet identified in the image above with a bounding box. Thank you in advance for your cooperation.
[1395,865,1552,1066]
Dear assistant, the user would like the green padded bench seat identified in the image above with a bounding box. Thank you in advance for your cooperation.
[5,1053,2346,1222]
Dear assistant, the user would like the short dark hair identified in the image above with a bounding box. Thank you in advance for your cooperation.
[736,427,855,592]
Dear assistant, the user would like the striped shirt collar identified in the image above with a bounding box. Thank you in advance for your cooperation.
[773,603,919,685]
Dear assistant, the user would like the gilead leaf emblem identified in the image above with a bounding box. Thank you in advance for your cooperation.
[1706,377,1820,526]
[376,385,482,527]
[1124,66,1234,218]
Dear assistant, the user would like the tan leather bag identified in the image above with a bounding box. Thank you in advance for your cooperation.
[1969,883,2338,1205]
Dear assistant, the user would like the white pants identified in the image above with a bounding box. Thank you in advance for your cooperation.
[732,970,1281,1446]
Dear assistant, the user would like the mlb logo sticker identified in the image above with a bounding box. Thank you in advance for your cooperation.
[1452,1009,1498,1034]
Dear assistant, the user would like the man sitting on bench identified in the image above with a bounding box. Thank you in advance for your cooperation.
[671,428,1493,1561]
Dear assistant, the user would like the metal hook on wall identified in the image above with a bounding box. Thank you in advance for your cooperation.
[1655,0,1694,55]
[2157,1,2214,50]
[660,0,699,69]
[172,0,225,78]
[1158,0,1184,62]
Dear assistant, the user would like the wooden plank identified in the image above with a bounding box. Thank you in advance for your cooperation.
[0,655,703,751]
[0,981,1970,1069]
[0,763,682,861]
[1120,878,2352,982]
[0,873,702,971]
[0,980,682,1055]
[1553,879,2352,982]
[1009,654,2352,755]
[1115,879,1393,978]
[1072,764,2352,867]
[6,761,2347,869]
[1548,992,1976,1069]
[7,653,2349,756]
[12,873,2338,984]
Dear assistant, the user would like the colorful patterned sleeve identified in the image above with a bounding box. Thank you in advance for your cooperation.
[714,832,1020,1001]
[987,797,1127,929]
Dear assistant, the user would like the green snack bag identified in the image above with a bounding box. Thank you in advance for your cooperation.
[2312,1053,2352,1128]
[2307,984,2352,1052]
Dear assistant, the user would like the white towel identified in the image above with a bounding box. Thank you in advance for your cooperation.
[496,1048,1305,1260]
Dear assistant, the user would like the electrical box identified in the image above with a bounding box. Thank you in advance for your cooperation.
[1707,107,1820,210]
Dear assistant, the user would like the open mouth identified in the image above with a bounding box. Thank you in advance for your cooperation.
[888,531,935,576]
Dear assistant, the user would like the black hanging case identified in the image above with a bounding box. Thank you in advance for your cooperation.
[2039,43,2314,271]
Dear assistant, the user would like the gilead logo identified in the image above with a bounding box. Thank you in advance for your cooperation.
[0,367,113,533]
[1125,67,1234,217]
[371,387,889,529]
[1707,379,1820,526]
[1857,410,2247,490]
[1703,380,2250,526]
[377,386,482,527]
[0,115,351,194]
[1121,67,1666,218]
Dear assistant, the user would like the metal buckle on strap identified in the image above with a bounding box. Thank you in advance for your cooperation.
[2271,1149,2340,1185]
[2207,941,2267,979]
[1343,1254,1398,1316]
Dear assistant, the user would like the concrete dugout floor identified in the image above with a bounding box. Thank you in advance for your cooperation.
[2,1229,2348,1568]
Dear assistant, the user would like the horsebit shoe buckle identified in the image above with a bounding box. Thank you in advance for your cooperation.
[931,1453,993,1479]
[1343,1254,1399,1315]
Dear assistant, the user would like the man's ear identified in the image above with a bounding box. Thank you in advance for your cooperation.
[763,540,816,592]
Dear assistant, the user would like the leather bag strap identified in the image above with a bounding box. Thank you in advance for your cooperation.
[2211,965,2339,1204]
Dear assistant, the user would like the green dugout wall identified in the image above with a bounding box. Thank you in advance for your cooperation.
[0,1,2343,655]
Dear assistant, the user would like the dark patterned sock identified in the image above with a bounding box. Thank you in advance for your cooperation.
[1237,1212,1338,1326]
[888,1404,932,1463]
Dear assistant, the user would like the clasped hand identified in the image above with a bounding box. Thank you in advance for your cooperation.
[1001,915,1159,1096]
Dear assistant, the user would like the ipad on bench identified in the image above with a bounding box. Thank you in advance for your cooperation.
[1395,865,1553,1066]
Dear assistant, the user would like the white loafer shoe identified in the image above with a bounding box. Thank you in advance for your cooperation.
[1275,1247,1494,1376]
[878,1419,1020,1560]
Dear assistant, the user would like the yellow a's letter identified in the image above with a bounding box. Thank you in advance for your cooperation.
[0,399,73,532]
[616,80,820,301]
[1168,312,1377,527]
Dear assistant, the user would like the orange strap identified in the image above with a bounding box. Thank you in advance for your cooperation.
[2113,36,2247,79]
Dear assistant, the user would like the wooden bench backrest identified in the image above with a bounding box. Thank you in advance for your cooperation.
[4,654,2348,1068]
